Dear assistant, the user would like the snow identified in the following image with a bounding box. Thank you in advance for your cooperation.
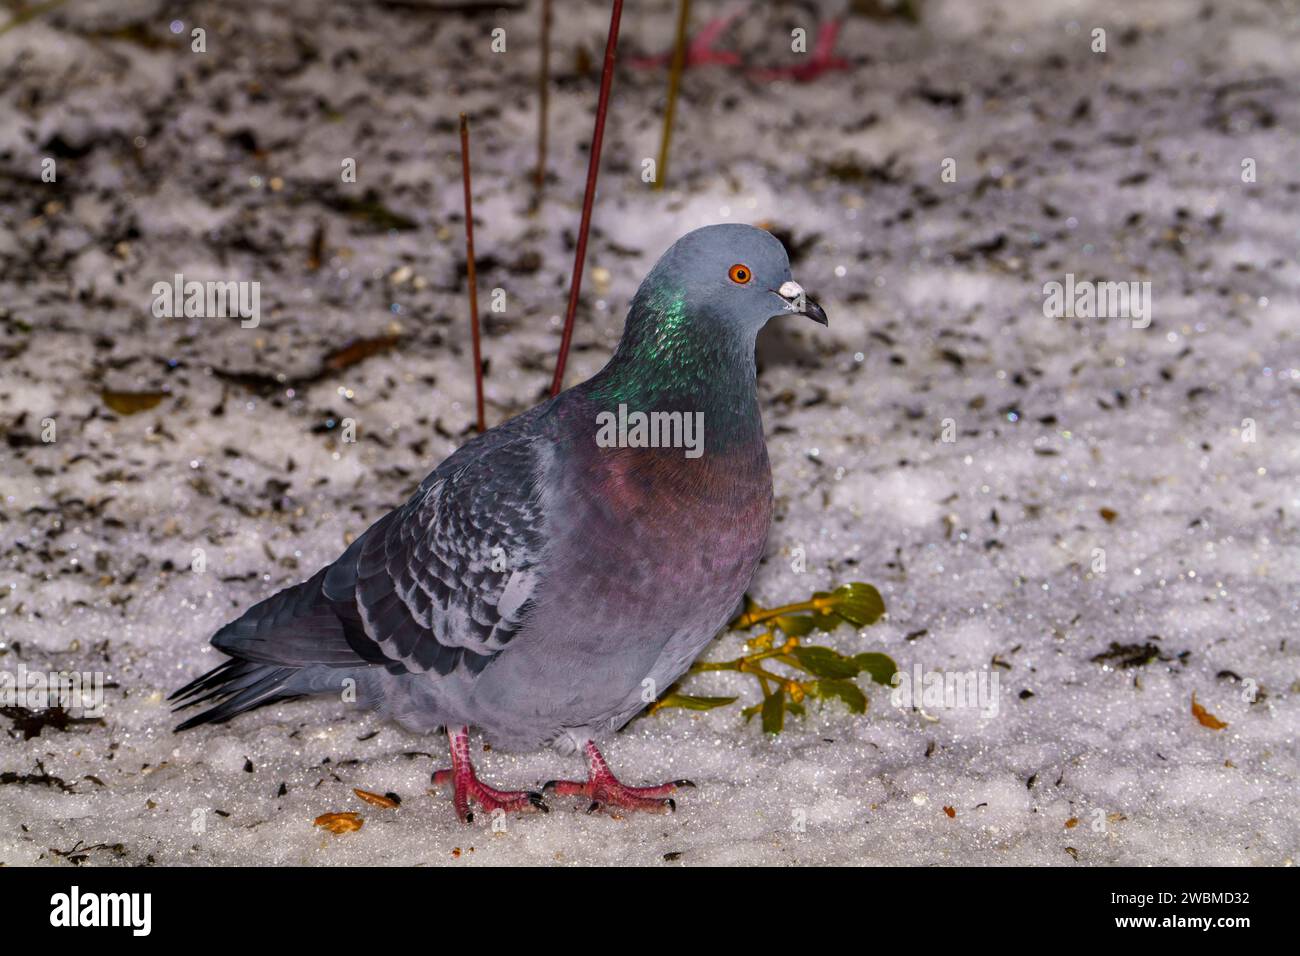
[1,0,1297,866]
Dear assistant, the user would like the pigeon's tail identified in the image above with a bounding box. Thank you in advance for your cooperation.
[169,658,302,731]
[169,559,390,731]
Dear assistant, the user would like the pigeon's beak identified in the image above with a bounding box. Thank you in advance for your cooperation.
[774,280,829,326]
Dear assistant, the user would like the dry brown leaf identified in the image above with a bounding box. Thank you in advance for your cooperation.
[314,811,364,833]
[1065,817,1079,829]
[1191,693,1228,730]
[1099,507,1118,523]
[102,389,165,415]
[324,335,400,372]
[943,806,956,818]
[353,788,399,809]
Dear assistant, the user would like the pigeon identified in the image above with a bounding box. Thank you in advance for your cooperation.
[171,223,828,821]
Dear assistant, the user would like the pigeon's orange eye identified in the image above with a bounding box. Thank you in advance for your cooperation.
[728,263,752,284]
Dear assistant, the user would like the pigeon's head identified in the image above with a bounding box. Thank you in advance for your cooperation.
[634,223,828,343]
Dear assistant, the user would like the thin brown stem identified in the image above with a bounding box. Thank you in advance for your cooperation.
[459,112,485,433]
[653,0,690,191]
[550,0,624,398]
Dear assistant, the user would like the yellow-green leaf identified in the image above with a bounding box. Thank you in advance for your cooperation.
[787,645,861,679]
[832,583,886,627]
[761,691,785,734]
[851,652,898,686]
[812,679,868,714]
[773,614,815,637]
[808,595,843,632]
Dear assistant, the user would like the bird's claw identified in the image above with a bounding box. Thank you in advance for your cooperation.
[544,767,691,814]
[585,795,676,815]
[434,728,549,823]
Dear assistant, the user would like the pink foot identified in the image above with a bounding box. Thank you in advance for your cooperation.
[751,21,851,82]
[628,8,745,69]
[431,726,547,823]
[543,741,695,815]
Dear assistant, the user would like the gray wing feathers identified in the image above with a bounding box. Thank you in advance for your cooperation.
[347,427,548,676]
[175,405,557,728]
[187,405,552,698]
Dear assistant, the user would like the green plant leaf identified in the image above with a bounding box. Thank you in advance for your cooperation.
[830,582,886,627]
[786,645,862,679]
[654,693,738,712]
[700,581,888,735]
[811,679,868,714]
[773,614,816,637]
[761,691,785,734]
[808,597,843,632]
[851,652,898,686]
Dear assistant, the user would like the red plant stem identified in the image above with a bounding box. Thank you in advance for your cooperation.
[459,112,485,433]
[550,0,623,398]
[533,0,552,207]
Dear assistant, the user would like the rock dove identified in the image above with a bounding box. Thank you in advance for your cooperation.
[171,223,828,820]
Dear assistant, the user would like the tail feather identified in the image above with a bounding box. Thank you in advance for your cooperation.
[171,553,387,732]
[170,658,300,731]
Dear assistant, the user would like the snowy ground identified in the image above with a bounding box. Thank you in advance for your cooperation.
[0,0,1297,866]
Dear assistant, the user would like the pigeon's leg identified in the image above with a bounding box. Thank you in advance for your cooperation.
[543,741,695,814]
[627,6,744,69]
[431,726,547,823]
[750,20,850,82]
